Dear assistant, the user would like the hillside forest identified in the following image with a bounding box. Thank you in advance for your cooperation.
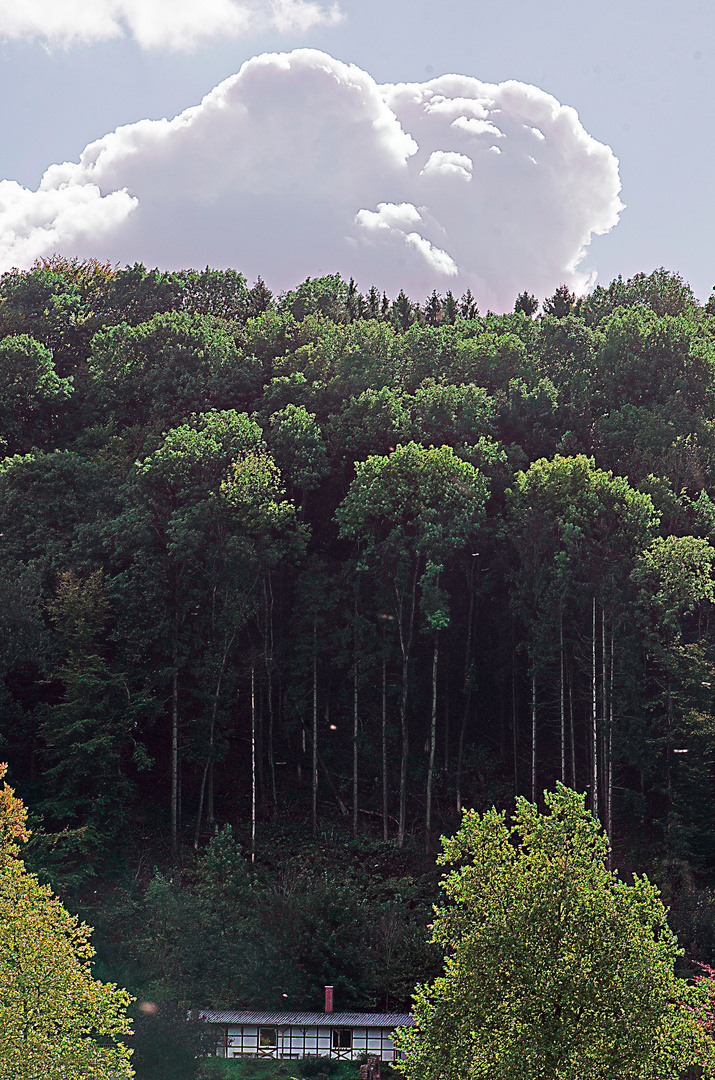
[2,259,715,1016]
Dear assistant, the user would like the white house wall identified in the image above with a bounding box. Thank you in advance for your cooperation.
[218,1024,401,1060]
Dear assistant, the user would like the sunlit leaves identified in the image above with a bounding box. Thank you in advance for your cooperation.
[0,769,133,1079]
[396,786,715,1080]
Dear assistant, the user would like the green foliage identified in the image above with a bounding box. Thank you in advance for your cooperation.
[579,268,699,328]
[327,387,410,468]
[337,443,487,571]
[89,310,258,439]
[198,1057,360,1080]
[513,291,539,316]
[39,570,153,852]
[542,284,575,318]
[0,335,73,453]
[0,450,121,586]
[409,379,495,447]
[4,260,715,1023]
[395,786,715,1080]
[0,767,134,1079]
[295,1055,342,1077]
[508,454,659,601]
[267,404,329,493]
[279,275,349,322]
[99,826,439,1012]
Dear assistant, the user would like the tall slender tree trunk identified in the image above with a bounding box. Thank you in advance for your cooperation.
[195,630,235,848]
[207,763,214,828]
[257,680,265,814]
[382,638,388,842]
[251,660,256,863]
[607,632,614,868]
[444,679,449,777]
[177,734,181,841]
[601,609,607,819]
[560,610,566,784]
[397,562,419,848]
[353,594,359,839]
[171,661,179,854]
[312,624,318,838]
[592,595,599,818]
[425,632,439,852]
[456,562,476,813]
[512,631,519,797]
[263,577,277,811]
[300,708,347,818]
[569,671,576,790]
[398,649,410,848]
[666,670,673,806]
[194,759,209,850]
[531,669,536,802]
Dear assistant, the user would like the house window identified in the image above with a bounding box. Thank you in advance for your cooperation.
[260,1028,277,1048]
[332,1029,352,1050]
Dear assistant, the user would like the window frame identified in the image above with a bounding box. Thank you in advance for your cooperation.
[332,1028,352,1050]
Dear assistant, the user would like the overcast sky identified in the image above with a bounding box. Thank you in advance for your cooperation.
[0,0,713,309]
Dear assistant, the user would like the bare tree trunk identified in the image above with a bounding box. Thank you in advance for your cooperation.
[531,669,536,802]
[257,680,265,814]
[194,760,208,851]
[298,711,347,817]
[601,608,607,819]
[177,733,181,841]
[195,630,235,848]
[263,577,277,811]
[397,561,419,848]
[398,648,409,848]
[171,662,178,853]
[592,595,598,818]
[207,763,214,828]
[251,661,256,863]
[607,632,614,868]
[456,561,476,813]
[560,610,566,784]
[425,632,439,852]
[444,678,450,777]
[312,624,318,838]
[569,670,576,790]
[666,670,673,806]
[512,631,519,797]
[353,596,359,839]
[382,639,388,842]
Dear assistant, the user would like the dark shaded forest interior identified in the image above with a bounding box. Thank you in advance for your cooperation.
[2,258,715,1012]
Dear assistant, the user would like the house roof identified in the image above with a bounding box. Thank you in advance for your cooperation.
[198,1010,414,1028]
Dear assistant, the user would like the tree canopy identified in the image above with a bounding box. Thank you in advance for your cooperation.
[0,765,133,1079]
[396,786,715,1080]
[1,259,715,1016]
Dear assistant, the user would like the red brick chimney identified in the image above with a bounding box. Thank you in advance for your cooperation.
[324,985,333,1013]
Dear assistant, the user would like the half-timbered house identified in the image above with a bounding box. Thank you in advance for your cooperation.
[199,1009,413,1061]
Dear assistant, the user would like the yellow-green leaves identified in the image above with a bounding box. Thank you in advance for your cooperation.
[396,785,715,1080]
[0,770,134,1078]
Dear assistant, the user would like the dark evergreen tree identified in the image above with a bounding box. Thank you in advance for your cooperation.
[514,290,539,316]
[543,284,576,318]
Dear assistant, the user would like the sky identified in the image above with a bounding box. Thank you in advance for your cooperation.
[0,0,713,311]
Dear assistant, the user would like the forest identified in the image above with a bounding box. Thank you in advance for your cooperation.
[1,258,715,1018]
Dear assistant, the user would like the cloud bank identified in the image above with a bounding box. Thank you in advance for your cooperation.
[0,50,624,311]
[0,0,343,50]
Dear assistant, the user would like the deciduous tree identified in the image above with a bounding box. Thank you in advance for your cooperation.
[395,785,715,1080]
[0,766,133,1079]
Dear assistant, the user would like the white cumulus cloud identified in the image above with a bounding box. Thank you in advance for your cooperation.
[0,0,343,50]
[0,49,624,311]
[421,151,473,182]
